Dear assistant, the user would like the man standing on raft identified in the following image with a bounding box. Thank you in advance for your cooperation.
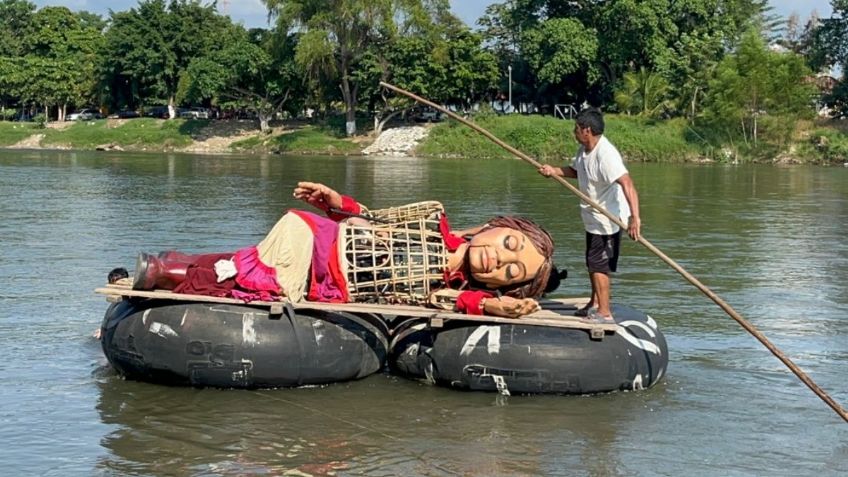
[539,108,641,322]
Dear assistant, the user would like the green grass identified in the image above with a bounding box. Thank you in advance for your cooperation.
[796,127,848,164]
[232,125,362,155]
[0,122,40,146]
[605,116,701,162]
[5,114,844,164]
[38,118,204,149]
[418,113,701,162]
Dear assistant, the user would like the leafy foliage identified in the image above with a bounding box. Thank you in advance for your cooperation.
[614,68,673,117]
[181,28,306,131]
[701,29,815,148]
[101,0,237,116]
[262,0,457,135]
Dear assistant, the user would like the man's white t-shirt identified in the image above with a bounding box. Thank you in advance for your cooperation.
[572,135,630,235]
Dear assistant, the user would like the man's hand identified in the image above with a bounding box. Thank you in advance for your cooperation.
[538,164,562,177]
[483,296,541,318]
[293,182,343,210]
[628,216,641,241]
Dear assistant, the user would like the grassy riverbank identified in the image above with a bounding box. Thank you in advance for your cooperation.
[417,113,848,164]
[2,114,846,164]
[0,118,364,155]
[417,114,701,162]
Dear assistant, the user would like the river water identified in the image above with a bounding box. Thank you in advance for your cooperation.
[0,150,846,476]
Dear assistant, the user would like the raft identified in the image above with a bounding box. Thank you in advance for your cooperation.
[389,303,668,395]
[96,283,667,393]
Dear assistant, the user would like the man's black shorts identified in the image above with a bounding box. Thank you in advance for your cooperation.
[585,231,621,274]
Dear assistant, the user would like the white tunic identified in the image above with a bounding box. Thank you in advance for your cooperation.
[572,135,630,235]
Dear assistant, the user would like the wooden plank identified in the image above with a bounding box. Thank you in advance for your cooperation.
[94,287,615,333]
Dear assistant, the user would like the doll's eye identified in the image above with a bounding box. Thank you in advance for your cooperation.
[505,264,519,280]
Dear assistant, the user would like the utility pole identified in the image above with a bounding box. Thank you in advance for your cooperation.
[508,65,512,114]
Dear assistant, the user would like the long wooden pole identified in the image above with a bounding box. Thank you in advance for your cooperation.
[380,81,848,424]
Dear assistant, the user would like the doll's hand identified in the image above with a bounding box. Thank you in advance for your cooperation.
[293,182,343,210]
[483,296,541,318]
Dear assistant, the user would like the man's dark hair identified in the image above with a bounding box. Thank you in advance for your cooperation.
[108,267,129,284]
[575,107,604,135]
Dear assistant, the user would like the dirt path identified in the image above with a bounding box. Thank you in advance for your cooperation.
[178,120,262,153]
[9,134,45,149]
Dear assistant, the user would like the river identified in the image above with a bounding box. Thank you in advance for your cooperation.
[0,150,846,476]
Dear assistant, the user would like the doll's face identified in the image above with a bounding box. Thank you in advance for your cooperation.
[466,226,545,288]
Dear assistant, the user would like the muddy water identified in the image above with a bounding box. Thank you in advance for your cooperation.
[0,150,845,476]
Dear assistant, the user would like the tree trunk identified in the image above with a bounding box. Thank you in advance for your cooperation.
[168,96,176,119]
[690,87,699,122]
[60,103,66,122]
[340,76,356,136]
[258,112,270,133]
[753,114,758,148]
[375,108,407,136]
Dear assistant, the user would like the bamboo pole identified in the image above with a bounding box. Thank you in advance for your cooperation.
[379,81,848,424]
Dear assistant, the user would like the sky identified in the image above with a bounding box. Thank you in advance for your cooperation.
[32,0,834,29]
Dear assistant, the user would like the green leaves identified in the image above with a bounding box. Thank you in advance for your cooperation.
[520,18,598,86]
[0,2,103,112]
[102,0,237,114]
[263,0,460,134]
[701,28,815,147]
[614,67,673,117]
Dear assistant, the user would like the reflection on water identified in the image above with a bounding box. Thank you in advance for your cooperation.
[93,374,641,476]
[0,150,846,475]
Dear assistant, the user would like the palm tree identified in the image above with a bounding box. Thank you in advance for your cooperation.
[614,67,672,117]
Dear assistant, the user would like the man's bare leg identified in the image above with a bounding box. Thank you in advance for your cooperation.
[575,272,598,316]
[591,271,613,318]
[587,271,598,308]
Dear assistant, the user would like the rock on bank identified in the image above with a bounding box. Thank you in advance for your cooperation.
[362,126,429,156]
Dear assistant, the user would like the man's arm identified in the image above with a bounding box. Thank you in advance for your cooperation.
[539,164,578,179]
[616,173,641,240]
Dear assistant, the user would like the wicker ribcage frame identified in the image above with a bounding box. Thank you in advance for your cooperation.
[341,201,451,305]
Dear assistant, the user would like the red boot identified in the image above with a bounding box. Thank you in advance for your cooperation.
[132,252,190,290]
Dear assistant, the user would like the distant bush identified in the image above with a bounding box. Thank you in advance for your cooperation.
[804,128,848,163]
[33,113,47,129]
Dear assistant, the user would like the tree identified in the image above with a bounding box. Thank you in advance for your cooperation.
[0,0,34,56]
[702,29,815,147]
[181,29,305,132]
[20,6,103,120]
[263,0,455,136]
[480,0,770,112]
[102,0,237,119]
[520,18,599,94]
[614,67,673,117]
[809,2,848,116]
[0,0,35,116]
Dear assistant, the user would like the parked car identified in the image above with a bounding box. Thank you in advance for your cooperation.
[142,106,170,119]
[67,108,103,121]
[179,107,210,119]
[413,108,445,122]
[108,109,140,119]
